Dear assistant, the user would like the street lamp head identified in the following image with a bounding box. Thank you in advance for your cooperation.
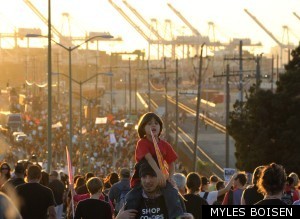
[25,33,44,38]
[99,34,114,39]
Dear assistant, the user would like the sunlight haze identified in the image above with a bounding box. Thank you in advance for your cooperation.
[0,0,299,56]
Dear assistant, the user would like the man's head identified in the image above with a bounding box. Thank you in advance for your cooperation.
[119,168,130,179]
[138,159,159,194]
[173,173,187,195]
[86,177,103,195]
[26,165,42,181]
[49,170,59,181]
[186,172,201,193]
[85,172,95,181]
[200,176,209,191]
[233,173,247,188]
[14,162,25,177]
[209,175,219,184]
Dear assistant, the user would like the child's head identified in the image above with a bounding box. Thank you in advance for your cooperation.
[137,112,163,138]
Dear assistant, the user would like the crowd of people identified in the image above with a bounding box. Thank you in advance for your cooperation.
[0,111,300,219]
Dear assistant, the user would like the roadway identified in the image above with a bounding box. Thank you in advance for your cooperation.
[109,89,237,178]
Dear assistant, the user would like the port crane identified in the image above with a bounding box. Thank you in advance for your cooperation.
[122,0,165,42]
[293,12,300,22]
[244,8,293,67]
[23,0,64,40]
[109,0,183,59]
[167,3,201,37]
[23,0,121,44]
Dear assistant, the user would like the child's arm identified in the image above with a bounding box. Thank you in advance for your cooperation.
[167,162,176,186]
[144,153,166,187]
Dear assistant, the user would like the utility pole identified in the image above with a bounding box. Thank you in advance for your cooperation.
[193,43,205,172]
[56,53,60,106]
[216,51,257,167]
[135,77,137,113]
[129,58,132,115]
[147,60,151,111]
[271,55,274,92]
[255,55,261,90]
[164,57,168,139]
[225,64,230,168]
[276,54,279,82]
[213,64,238,168]
[239,40,243,103]
[175,59,179,153]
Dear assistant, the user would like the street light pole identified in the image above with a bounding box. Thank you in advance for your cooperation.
[128,58,132,115]
[79,81,83,172]
[26,33,113,167]
[47,0,52,173]
[54,72,112,172]
[68,48,73,163]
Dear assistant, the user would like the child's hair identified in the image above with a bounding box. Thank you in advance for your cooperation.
[137,112,163,138]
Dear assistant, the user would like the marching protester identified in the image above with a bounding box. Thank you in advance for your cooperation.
[125,112,185,218]
[74,177,112,219]
[16,165,57,219]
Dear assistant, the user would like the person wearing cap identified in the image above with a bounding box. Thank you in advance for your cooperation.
[126,158,186,219]
[1,162,25,196]
[48,170,65,219]
[108,168,131,216]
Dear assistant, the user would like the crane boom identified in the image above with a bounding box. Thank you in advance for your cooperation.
[244,9,283,47]
[108,0,155,43]
[167,3,201,37]
[23,0,64,39]
[293,12,300,21]
[122,0,164,41]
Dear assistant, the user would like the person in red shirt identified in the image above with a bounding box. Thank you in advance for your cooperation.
[71,177,114,215]
[125,112,185,219]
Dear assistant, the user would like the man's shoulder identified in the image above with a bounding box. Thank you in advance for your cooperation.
[80,198,111,207]
[112,179,130,188]
[16,182,52,193]
[49,179,65,187]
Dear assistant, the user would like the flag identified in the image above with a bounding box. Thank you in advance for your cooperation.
[66,146,74,217]
[150,130,169,179]
[66,146,73,184]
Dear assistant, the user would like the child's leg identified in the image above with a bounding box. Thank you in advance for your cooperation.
[124,185,143,210]
[162,181,185,219]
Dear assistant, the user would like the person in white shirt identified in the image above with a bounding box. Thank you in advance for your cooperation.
[199,173,237,205]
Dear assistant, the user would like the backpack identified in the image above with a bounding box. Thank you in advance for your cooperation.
[203,192,209,200]
[114,185,131,213]
[281,190,294,205]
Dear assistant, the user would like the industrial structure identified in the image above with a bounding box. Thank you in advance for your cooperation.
[0,0,295,90]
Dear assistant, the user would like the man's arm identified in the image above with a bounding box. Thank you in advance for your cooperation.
[168,162,175,177]
[217,173,237,197]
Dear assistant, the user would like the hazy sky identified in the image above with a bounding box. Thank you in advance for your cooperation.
[0,0,300,55]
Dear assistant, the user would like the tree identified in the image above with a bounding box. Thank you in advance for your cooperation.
[227,46,300,174]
